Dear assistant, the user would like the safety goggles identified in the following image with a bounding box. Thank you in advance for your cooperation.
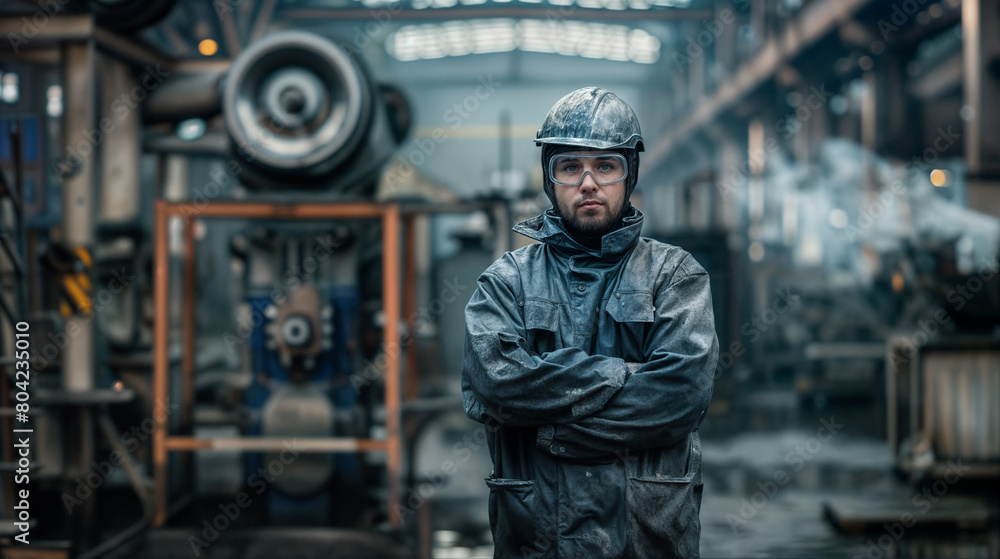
[548,153,628,186]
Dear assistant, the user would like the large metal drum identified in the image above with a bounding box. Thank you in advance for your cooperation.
[261,385,337,497]
[223,31,377,188]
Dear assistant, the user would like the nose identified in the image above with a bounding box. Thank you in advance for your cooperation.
[579,171,599,192]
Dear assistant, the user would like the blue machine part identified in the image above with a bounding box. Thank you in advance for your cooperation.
[243,285,362,524]
[1,117,58,228]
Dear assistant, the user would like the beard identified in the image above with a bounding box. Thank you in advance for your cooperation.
[555,196,625,244]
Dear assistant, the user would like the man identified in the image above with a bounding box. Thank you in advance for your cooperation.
[461,87,719,558]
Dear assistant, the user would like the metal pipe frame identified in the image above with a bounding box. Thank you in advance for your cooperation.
[153,200,401,528]
[403,215,418,403]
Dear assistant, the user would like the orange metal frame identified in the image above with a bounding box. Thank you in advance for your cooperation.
[152,200,402,527]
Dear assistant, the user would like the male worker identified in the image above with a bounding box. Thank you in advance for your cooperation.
[461,87,719,558]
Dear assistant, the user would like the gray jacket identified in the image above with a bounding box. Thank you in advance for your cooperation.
[462,207,719,558]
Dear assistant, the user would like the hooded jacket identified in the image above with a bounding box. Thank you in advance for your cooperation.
[462,206,719,558]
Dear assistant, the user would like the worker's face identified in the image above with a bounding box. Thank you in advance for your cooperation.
[551,150,627,238]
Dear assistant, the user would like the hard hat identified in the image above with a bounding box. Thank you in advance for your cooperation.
[535,87,644,152]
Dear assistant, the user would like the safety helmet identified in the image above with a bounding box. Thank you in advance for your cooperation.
[537,87,643,209]
[535,87,644,152]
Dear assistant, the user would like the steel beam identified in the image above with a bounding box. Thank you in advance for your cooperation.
[0,13,173,70]
[60,40,96,394]
[963,0,1000,217]
[645,0,875,170]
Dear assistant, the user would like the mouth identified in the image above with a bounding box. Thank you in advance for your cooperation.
[579,200,603,210]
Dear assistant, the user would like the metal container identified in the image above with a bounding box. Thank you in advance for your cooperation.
[887,335,1000,480]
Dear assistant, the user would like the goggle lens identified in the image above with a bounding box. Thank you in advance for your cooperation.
[549,153,627,186]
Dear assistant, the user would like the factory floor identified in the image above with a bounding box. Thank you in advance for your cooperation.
[98,394,998,558]
[134,527,412,558]
[698,411,1000,558]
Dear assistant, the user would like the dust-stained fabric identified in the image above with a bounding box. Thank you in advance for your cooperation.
[462,206,719,558]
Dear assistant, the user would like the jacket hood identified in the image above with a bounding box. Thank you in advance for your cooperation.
[513,205,644,258]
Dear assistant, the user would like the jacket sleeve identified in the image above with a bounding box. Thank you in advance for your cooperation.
[539,265,718,459]
[461,269,630,428]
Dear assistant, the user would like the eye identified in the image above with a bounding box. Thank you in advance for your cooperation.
[561,163,579,172]
[598,163,613,172]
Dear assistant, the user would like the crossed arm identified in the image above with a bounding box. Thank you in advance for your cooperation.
[460,270,631,427]
[461,260,718,459]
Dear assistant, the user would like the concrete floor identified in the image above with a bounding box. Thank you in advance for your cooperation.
[698,427,999,558]
[130,528,412,559]
[100,399,998,558]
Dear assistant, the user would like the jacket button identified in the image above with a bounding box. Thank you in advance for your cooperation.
[578,285,585,292]
[559,446,566,453]
[518,300,523,307]
[615,292,621,299]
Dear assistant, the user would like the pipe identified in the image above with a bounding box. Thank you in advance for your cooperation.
[77,410,155,559]
[143,72,225,123]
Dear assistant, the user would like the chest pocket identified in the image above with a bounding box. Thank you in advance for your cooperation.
[604,291,653,360]
[523,299,560,354]
[604,291,654,323]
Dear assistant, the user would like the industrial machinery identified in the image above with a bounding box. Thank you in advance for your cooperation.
[1,8,419,553]
[145,29,413,533]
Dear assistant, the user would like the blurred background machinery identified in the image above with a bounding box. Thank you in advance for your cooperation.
[0,0,998,558]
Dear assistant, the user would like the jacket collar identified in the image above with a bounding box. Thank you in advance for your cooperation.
[513,205,644,259]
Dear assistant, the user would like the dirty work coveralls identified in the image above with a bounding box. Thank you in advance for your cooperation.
[462,206,719,558]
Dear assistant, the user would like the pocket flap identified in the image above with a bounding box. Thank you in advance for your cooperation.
[524,299,560,331]
[605,291,654,323]
[485,477,535,489]
[628,472,694,484]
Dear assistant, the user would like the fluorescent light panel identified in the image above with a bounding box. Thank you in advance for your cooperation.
[361,0,689,9]
[387,18,661,63]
